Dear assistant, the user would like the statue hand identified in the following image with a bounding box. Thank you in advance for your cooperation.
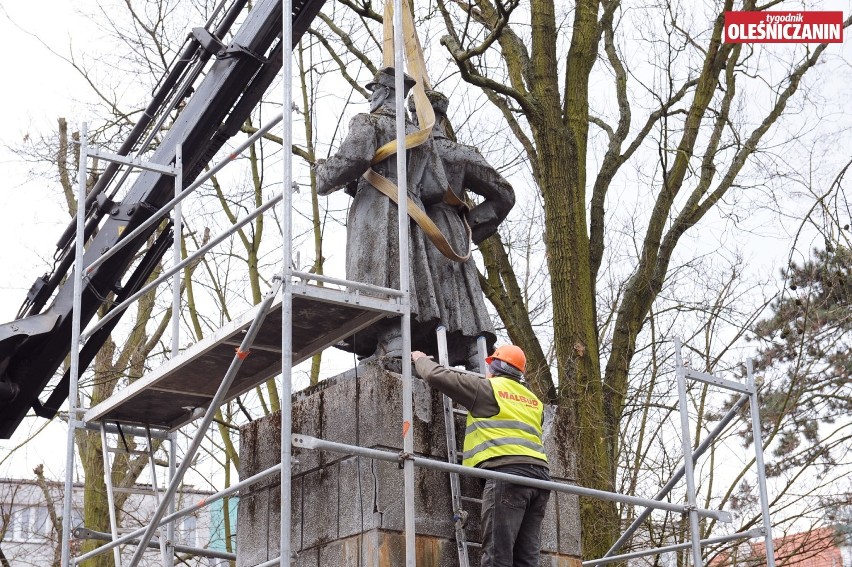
[469,204,500,244]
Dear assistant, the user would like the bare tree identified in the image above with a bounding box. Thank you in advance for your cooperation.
[420,0,852,556]
[7,0,851,563]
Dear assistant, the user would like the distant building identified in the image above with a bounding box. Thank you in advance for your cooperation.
[609,525,852,567]
[0,476,235,566]
[708,526,852,567]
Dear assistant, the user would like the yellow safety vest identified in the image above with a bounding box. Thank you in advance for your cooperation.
[462,377,547,468]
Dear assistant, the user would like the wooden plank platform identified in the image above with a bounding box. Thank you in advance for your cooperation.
[84,283,400,430]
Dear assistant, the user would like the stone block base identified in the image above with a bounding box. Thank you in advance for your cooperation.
[237,362,582,566]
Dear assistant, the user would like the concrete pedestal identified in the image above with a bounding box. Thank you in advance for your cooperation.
[237,363,582,566]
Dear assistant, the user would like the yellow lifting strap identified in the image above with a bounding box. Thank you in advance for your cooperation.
[363,0,472,263]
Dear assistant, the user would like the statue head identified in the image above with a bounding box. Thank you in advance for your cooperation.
[407,89,450,129]
[367,67,416,112]
[424,90,449,116]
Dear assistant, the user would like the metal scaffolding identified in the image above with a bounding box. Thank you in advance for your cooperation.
[56,2,778,566]
[587,337,777,566]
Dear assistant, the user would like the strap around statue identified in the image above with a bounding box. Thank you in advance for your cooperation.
[363,0,472,263]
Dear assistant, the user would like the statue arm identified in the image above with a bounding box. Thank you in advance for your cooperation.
[315,114,376,196]
[461,149,516,244]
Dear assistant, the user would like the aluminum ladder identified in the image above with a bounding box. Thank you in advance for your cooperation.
[99,422,175,567]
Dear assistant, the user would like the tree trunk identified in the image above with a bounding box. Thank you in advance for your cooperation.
[478,231,554,402]
[528,0,620,557]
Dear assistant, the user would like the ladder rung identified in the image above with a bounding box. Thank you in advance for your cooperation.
[107,447,148,455]
[112,487,163,495]
[465,542,482,549]
[461,496,482,504]
[452,408,468,416]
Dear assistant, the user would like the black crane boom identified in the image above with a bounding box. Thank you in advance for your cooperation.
[0,0,327,439]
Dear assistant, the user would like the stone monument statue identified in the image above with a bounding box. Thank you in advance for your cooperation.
[315,68,514,368]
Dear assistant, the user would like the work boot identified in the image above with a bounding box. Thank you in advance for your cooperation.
[376,330,404,373]
[376,330,403,357]
[466,341,486,373]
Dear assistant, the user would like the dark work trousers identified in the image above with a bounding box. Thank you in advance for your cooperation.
[479,476,551,567]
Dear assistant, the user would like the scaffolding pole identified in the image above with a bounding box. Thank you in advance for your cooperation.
[585,529,765,566]
[747,358,777,567]
[167,431,177,567]
[126,281,282,566]
[74,528,237,561]
[391,0,416,563]
[82,191,282,340]
[74,420,171,439]
[60,122,88,567]
[60,129,181,567]
[82,114,283,277]
[674,337,706,566]
[171,143,183,360]
[291,434,733,522]
[166,142,182,567]
[100,425,124,567]
[73,464,281,563]
[603,394,750,558]
[280,0,294,562]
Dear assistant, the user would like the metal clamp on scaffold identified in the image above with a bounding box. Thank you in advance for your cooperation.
[398,451,414,469]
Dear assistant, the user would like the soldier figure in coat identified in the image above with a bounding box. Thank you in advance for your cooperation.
[315,67,446,363]
[316,69,514,369]
[413,90,514,368]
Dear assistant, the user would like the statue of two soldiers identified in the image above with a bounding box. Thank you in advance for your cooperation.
[315,67,514,369]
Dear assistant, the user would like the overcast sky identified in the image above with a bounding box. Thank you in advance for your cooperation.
[0,3,85,478]
[0,2,98,314]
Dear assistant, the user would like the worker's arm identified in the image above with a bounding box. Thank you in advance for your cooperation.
[413,356,499,417]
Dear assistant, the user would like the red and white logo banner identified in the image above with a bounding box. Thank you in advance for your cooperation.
[724,11,844,43]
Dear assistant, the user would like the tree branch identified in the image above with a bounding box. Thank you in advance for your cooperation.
[441,34,539,118]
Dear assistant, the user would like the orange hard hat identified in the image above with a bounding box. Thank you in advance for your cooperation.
[485,345,526,373]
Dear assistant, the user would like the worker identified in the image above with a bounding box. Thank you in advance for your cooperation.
[411,344,551,567]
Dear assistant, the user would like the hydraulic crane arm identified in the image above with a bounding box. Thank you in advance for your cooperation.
[0,0,326,439]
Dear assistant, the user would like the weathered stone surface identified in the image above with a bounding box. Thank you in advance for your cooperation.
[238,364,582,566]
[355,365,447,457]
[317,535,360,566]
[338,456,372,538]
[301,464,339,548]
[553,491,582,556]
[236,487,269,564]
[542,405,578,481]
[292,547,318,567]
[240,412,283,491]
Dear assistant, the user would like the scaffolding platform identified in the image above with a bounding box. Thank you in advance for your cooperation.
[85,282,402,430]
